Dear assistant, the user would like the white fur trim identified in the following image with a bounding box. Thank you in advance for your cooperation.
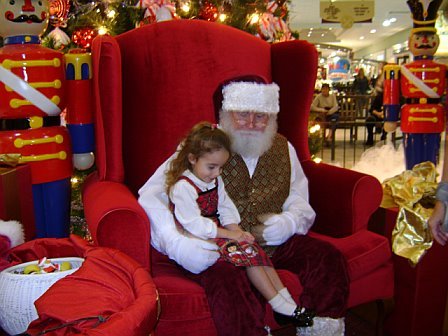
[222,82,279,114]
[0,220,24,248]
[296,317,345,336]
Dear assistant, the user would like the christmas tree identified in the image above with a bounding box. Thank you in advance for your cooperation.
[44,0,297,51]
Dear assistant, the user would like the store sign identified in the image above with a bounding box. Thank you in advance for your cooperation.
[320,1,374,28]
[327,57,351,82]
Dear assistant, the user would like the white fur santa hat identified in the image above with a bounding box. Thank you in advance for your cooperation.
[0,220,24,249]
[221,82,280,114]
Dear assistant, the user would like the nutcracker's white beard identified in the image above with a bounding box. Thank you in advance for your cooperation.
[219,111,278,158]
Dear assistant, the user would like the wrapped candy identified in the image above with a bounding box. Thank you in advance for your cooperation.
[381,161,436,265]
[38,257,57,273]
[21,257,71,274]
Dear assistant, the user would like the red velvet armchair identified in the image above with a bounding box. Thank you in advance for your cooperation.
[83,20,394,335]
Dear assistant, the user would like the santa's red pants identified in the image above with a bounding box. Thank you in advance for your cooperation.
[190,234,349,336]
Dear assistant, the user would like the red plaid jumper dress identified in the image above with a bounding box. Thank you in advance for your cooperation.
[171,176,272,267]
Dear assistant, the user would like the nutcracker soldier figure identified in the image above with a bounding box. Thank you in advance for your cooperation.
[383,0,446,170]
[0,0,95,238]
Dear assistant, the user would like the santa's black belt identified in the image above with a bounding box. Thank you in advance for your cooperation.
[0,116,60,131]
[405,98,441,104]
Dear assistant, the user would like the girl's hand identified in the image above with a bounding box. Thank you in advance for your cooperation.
[227,230,246,242]
[241,231,255,244]
[226,230,254,243]
[220,225,255,243]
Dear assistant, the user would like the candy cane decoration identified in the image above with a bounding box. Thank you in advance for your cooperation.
[48,0,70,27]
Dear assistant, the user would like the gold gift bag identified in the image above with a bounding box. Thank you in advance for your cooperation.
[381,161,436,266]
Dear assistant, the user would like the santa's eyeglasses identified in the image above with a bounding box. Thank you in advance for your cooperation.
[232,112,269,127]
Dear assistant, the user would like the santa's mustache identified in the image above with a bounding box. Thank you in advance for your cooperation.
[9,14,44,23]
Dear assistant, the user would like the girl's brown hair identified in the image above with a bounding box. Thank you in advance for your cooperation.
[165,122,231,192]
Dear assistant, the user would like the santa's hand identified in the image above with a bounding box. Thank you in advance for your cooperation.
[251,225,266,245]
[175,236,219,274]
[261,213,296,246]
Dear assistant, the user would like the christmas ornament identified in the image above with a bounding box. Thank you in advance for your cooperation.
[72,27,97,50]
[49,0,70,27]
[257,0,292,43]
[47,26,70,49]
[140,0,176,24]
[199,2,218,22]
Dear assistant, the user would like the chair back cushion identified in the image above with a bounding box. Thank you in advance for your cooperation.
[92,20,317,194]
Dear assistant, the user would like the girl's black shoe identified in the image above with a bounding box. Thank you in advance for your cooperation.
[273,306,315,328]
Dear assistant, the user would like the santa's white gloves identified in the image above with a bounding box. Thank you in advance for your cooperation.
[174,236,219,274]
[262,213,296,246]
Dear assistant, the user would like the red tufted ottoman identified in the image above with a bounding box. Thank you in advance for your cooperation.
[3,234,158,335]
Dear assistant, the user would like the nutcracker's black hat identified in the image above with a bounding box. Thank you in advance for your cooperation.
[407,0,442,32]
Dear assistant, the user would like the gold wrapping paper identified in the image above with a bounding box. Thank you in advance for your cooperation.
[0,154,21,167]
[381,161,436,266]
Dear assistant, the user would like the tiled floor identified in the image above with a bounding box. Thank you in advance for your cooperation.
[317,126,445,173]
[316,125,402,170]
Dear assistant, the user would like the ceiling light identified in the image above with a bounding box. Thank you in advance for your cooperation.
[370,29,376,33]
[383,20,391,27]
[360,36,365,40]
[389,17,397,23]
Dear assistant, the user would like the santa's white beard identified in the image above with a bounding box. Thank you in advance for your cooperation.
[219,112,277,158]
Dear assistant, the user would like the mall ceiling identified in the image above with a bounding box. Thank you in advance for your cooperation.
[288,0,448,54]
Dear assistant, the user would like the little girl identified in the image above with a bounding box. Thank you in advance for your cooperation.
[166,121,313,327]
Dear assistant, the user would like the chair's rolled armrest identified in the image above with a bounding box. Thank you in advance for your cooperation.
[82,173,151,269]
[301,160,382,237]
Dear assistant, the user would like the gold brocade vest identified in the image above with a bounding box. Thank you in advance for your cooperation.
[222,134,291,255]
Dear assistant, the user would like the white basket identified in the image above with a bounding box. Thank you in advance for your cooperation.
[0,257,84,335]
